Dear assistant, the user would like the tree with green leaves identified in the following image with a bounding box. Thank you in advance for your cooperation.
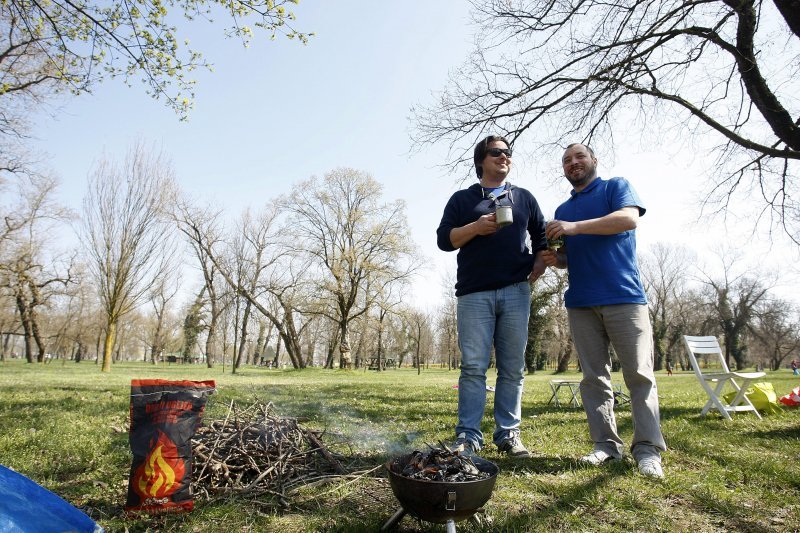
[181,287,206,362]
[525,275,560,374]
[1,0,311,119]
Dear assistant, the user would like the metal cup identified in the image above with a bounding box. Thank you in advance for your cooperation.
[495,205,513,227]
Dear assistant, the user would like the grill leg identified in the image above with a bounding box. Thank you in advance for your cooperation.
[380,508,407,531]
[446,519,457,533]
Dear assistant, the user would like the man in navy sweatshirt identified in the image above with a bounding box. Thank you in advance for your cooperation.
[437,135,547,458]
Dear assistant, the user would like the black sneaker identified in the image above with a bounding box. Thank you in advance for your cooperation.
[497,435,531,458]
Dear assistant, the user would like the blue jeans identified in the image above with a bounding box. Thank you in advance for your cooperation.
[456,281,530,447]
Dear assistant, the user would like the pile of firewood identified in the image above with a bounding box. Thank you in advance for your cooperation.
[191,400,346,506]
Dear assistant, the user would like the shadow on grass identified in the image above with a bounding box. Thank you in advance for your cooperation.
[667,421,800,490]
[748,423,800,440]
[465,466,628,532]
[494,454,576,476]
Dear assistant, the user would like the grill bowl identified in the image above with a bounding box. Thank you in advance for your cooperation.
[385,454,499,524]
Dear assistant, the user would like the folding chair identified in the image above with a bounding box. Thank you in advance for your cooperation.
[682,335,766,420]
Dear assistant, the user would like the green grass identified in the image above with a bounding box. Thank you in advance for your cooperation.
[1,361,799,532]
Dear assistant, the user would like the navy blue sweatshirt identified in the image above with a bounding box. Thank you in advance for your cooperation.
[437,182,547,296]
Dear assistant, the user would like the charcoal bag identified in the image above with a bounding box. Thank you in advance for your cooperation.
[125,379,215,514]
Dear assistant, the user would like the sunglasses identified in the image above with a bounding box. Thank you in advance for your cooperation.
[487,147,512,158]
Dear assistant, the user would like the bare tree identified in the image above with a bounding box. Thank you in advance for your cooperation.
[287,168,421,370]
[82,143,175,372]
[640,242,697,370]
[751,299,800,370]
[174,197,310,368]
[0,293,21,362]
[173,201,225,368]
[368,269,412,371]
[413,0,800,241]
[436,268,459,370]
[700,250,773,369]
[229,207,280,372]
[57,269,99,363]
[436,298,459,370]
[404,308,434,374]
[146,262,182,364]
[532,269,573,373]
[0,172,74,363]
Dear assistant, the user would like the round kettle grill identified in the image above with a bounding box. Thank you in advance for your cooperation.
[381,454,499,532]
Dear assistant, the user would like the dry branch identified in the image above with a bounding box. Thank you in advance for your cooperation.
[191,400,347,508]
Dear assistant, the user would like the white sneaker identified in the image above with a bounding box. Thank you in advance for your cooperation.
[579,450,619,465]
[637,456,664,479]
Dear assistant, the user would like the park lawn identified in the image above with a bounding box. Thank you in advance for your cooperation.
[0,361,798,532]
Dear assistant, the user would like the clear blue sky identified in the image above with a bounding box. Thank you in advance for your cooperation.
[29,0,800,310]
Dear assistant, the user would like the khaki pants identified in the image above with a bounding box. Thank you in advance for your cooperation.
[568,304,667,460]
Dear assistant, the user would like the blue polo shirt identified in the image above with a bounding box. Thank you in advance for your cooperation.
[554,177,647,308]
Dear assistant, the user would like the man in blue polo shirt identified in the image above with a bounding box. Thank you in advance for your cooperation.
[437,135,547,458]
[542,143,667,479]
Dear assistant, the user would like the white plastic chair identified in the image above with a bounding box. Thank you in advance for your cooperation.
[682,335,766,420]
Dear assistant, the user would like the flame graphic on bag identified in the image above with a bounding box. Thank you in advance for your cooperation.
[133,430,185,499]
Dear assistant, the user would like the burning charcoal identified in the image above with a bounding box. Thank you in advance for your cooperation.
[409,451,425,470]
[393,447,491,482]
[457,459,480,477]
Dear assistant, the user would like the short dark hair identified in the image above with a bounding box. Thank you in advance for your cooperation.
[565,143,595,158]
[473,135,511,179]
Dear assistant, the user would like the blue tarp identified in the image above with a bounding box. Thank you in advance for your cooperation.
[0,465,103,533]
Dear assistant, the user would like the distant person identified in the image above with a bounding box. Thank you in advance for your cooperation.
[665,360,673,376]
[792,360,799,376]
[542,143,667,479]
[437,134,547,458]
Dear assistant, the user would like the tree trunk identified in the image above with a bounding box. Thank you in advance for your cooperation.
[773,0,800,38]
[325,331,338,369]
[150,312,165,364]
[205,298,218,368]
[95,330,103,365]
[75,341,85,363]
[305,339,314,367]
[20,317,34,363]
[339,320,352,369]
[652,325,666,371]
[30,311,46,363]
[102,320,116,372]
[272,335,282,367]
[254,320,267,363]
[1,329,12,362]
[15,295,34,363]
[414,322,424,374]
[114,331,123,363]
[556,342,573,373]
[377,315,384,371]
[235,299,252,370]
